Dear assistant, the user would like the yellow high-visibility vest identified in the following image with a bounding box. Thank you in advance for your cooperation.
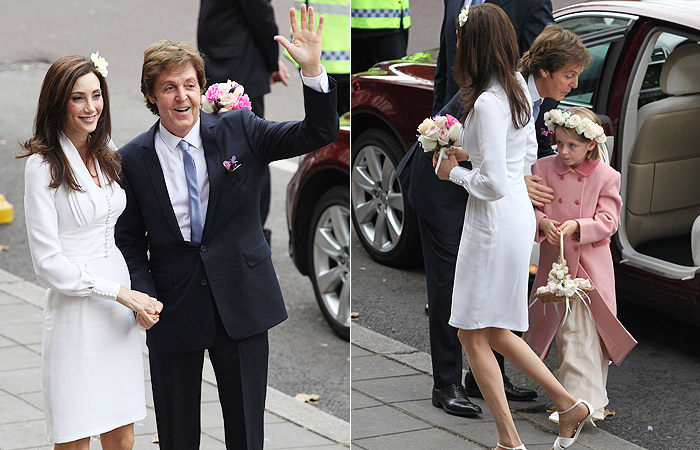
[351,0,410,30]
[287,1,350,75]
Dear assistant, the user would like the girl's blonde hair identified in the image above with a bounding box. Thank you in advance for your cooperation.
[556,107,602,162]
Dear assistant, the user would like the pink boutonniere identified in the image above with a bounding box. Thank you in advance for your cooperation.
[223,155,241,173]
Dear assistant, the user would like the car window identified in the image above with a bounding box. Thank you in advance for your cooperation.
[562,42,613,108]
[557,15,632,35]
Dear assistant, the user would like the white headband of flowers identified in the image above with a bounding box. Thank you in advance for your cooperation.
[543,109,606,144]
[458,6,469,27]
[90,52,109,78]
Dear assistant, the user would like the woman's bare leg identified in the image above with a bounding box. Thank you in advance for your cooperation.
[54,438,89,450]
[458,328,522,449]
[100,424,135,450]
[488,329,591,440]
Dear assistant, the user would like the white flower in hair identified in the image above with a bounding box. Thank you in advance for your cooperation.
[567,114,581,128]
[458,6,469,27]
[90,52,108,78]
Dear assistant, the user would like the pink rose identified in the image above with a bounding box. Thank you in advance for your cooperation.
[205,84,220,102]
[424,124,441,141]
[445,114,459,128]
[434,115,448,129]
[236,94,252,110]
[437,128,450,146]
[223,160,231,170]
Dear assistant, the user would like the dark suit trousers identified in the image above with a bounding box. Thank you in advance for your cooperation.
[149,305,269,450]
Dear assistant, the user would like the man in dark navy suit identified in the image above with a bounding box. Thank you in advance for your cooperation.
[397,0,553,417]
[116,6,338,449]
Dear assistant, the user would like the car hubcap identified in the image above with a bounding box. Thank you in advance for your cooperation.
[352,145,405,253]
[313,204,350,330]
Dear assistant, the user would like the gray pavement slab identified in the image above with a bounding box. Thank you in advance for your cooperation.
[352,374,433,404]
[354,428,483,450]
[350,390,382,410]
[352,354,420,381]
[351,405,432,440]
[351,323,647,450]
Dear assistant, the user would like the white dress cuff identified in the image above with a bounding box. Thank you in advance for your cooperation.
[301,65,330,93]
[449,166,469,188]
[92,276,120,300]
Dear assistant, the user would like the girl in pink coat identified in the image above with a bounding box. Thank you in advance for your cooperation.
[523,107,637,422]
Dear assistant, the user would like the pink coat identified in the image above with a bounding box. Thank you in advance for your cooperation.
[523,155,637,366]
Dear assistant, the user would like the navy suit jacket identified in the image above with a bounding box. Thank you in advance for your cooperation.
[116,81,338,353]
[432,0,553,115]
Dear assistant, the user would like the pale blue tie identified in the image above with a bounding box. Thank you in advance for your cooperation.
[178,140,204,244]
[533,98,542,120]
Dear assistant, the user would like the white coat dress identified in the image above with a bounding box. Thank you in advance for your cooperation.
[448,73,537,332]
[24,135,145,443]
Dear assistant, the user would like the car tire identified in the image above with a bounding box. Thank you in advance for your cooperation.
[351,128,421,267]
[308,185,350,340]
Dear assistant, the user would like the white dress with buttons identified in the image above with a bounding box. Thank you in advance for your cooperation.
[448,73,538,332]
[24,135,145,443]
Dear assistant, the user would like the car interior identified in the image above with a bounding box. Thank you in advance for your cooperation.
[619,31,700,277]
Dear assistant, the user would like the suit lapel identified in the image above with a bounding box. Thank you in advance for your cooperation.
[200,112,222,240]
[141,122,184,242]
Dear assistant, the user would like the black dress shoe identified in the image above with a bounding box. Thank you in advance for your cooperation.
[465,372,538,401]
[431,384,482,417]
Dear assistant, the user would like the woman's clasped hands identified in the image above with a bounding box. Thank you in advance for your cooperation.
[434,145,469,180]
[117,286,164,330]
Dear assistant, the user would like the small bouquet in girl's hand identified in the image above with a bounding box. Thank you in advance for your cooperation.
[201,80,253,114]
[416,114,462,175]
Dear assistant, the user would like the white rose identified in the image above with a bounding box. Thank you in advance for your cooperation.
[547,280,558,292]
[448,122,462,143]
[583,125,597,140]
[418,134,438,151]
[417,118,436,135]
[556,270,565,280]
[567,114,582,128]
[201,97,214,113]
[232,85,244,97]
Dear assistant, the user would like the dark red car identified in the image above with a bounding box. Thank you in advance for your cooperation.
[350,0,700,325]
[286,114,350,339]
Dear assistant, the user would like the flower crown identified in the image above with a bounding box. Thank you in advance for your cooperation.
[458,6,469,27]
[90,52,108,78]
[543,109,606,144]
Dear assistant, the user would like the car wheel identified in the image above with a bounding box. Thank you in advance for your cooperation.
[308,185,350,340]
[351,128,420,267]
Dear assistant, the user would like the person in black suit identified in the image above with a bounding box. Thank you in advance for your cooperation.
[197,0,290,245]
[397,0,552,417]
[116,6,338,449]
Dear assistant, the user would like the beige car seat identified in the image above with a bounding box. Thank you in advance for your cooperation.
[626,43,700,249]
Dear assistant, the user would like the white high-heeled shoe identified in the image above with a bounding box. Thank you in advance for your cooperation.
[553,399,594,450]
[496,443,526,450]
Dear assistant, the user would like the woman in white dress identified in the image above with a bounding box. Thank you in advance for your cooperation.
[435,5,593,450]
[17,55,163,449]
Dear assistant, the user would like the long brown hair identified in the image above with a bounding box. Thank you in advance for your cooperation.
[453,3,530,129]
[16,55,123,191]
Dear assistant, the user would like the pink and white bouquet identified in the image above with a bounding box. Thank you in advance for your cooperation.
[416,114,462,174]
[201,80,252,114]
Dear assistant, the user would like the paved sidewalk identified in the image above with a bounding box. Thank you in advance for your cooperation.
[0,268,349,449]
[351,324,645,450]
